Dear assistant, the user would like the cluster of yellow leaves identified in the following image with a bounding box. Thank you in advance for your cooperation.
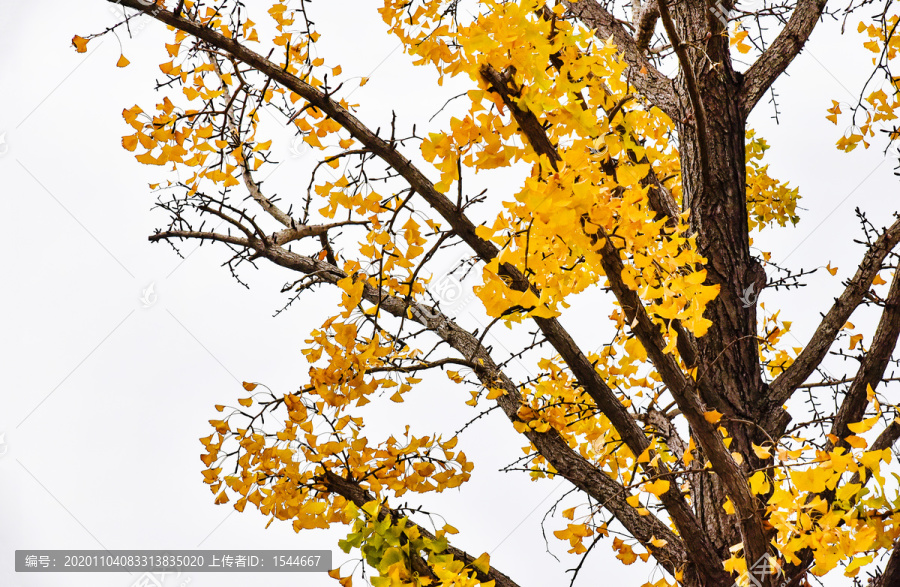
[114,0,360,197]
[330,500,491,587]
[201,386,472,532]
[756,307,797,377]
[829,15,900,151]
[385,0,720,339]
[499,344,677,483]
[724,413,900,579]
[745,130,800,231]
[729,25,753,55]
[303,317,397,406]
[510,358,621,468]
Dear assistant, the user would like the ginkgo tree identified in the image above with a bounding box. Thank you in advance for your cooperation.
[75,0,900,585]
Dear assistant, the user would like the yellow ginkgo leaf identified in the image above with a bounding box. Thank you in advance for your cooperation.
[752,443,772,459]
[847,415,878,434]
[644,479,670,497]
[749,471,770,495]
[471,553,490,574]
[72,35,89,53]
[242,382,258,391]
[486,387,506,400]
[826,100,842,124]
[612,537,638,565]
[117,54,130,68]
[649,536,668,548]
[845,435,868,449]
[835,482,862,502]
[704,410,723,424]
[237,397,253,407]
[826,262,838,276]
[252,140,272,152]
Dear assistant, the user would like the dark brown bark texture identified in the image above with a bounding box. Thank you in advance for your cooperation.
[672,2,767,572]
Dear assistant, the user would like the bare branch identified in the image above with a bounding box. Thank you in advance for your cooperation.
[764,216,900,429]
[740,0,828,116]
[271,219,368,247]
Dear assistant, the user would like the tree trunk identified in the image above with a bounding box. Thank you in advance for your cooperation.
[672,0,771,565]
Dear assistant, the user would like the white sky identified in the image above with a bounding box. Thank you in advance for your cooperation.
[1,1,897,587]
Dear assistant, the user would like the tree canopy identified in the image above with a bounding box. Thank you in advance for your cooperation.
[77,0,900,585]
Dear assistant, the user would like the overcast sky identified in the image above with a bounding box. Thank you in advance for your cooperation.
[1,2,897,587]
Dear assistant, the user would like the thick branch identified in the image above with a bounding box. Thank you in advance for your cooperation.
[594,228,770,570]
[830,267,900,447]
[875,543,900,587]
[645,408,687,459]
[271,220,368,247]
[654,0,711,187]
[634,0,659,52]
[764,217,900,428]
[739,0,828,116]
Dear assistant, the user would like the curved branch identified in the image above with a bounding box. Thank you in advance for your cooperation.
[150,229,254,249]
[272,219,368,247]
